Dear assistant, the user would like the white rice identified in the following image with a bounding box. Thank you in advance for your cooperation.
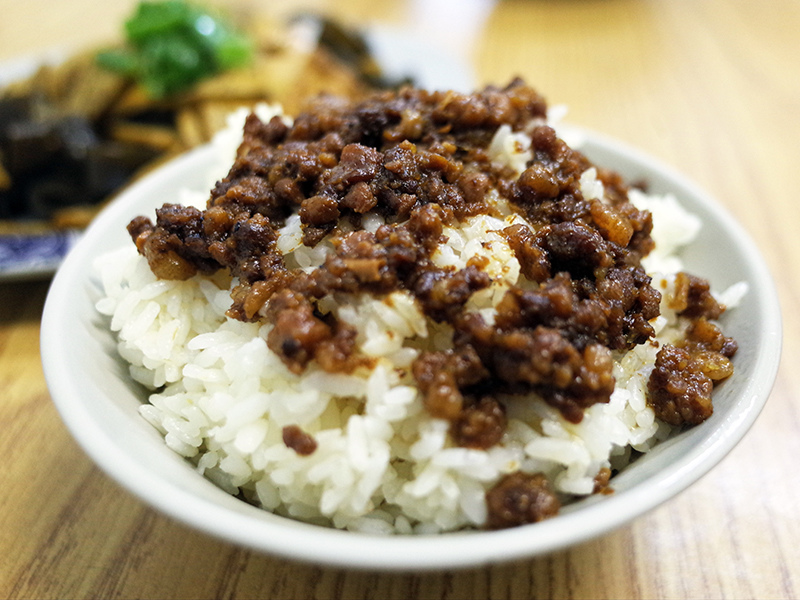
[95,106,743,534]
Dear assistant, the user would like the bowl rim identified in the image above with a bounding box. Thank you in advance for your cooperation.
[40,127,782,571]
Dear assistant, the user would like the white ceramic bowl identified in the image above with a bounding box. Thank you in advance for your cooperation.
[41,128,782,570]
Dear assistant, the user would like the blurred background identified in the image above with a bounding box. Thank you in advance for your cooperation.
[1,0,795,231]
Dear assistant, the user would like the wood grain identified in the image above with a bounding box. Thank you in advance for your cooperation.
[1,0,798,598]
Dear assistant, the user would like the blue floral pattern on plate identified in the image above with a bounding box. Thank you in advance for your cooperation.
[0,230,81,281]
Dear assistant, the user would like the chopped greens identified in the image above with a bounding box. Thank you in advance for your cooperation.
[96,1,252,98]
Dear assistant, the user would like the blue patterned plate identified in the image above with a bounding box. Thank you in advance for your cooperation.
[0,228,81,281]
[1,50,77,282]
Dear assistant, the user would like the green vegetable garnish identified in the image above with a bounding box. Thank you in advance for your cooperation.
[96,0,253,98]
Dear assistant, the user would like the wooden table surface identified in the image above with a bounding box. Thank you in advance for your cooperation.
[1,1,798,598]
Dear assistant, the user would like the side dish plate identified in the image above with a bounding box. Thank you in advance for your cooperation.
[0,33,473,281]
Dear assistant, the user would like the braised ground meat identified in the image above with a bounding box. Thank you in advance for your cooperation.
[485,471,561,529]
[647,322,736,426]
[593,467,614,495]
[282,425,318,456]
[648,344,715,425]
[670,271,724,320]
[647,274,737,426]
[128,79,735,453]
[685,317,738,358]
[451,396,507,449]
[412,344,489,420]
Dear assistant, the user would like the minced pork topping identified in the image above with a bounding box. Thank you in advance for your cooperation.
[127,79,737,527]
